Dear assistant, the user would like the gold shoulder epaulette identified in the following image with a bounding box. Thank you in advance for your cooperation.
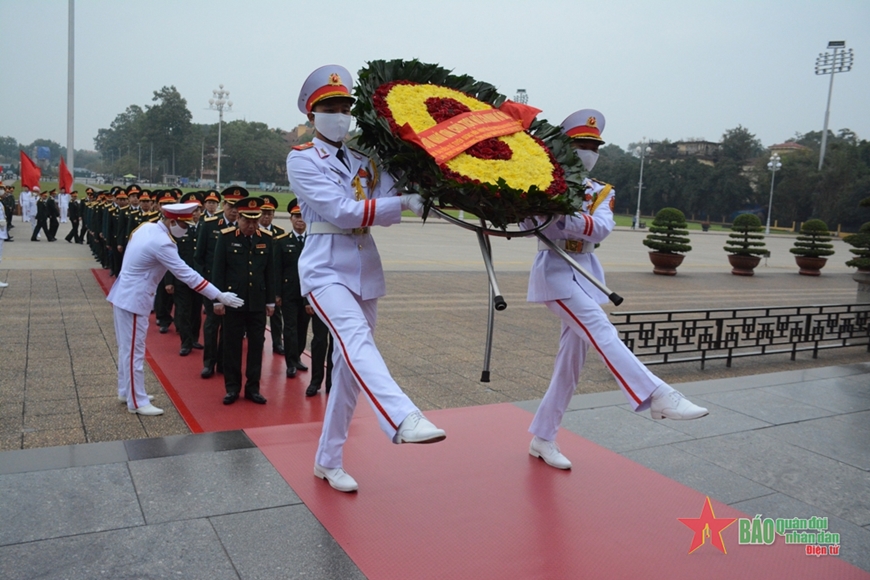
[259,227,273,237]
[293,142,314,151]
[275,232,289,240]
[589,178,612,188]
[220,225,237,234]
[204,215,218,222]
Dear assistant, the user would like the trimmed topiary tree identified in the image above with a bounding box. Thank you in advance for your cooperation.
[790,218,835,276]
[724,213,767,276]
[843,222,870,271]
[724,214,767,256]
[643,207,691,275]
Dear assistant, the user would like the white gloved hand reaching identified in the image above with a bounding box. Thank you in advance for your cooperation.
[216,291,244,308]
[400,193,427,217]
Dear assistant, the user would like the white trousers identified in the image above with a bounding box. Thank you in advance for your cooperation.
[113,305,153,409]
[308,284,418,468]
[529,282,663,442]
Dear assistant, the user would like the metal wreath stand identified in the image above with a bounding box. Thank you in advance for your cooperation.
[428,206,624,382]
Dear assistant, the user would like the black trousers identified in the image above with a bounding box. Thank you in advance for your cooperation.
[309,313,333,389]
[31,218,48,240]
[65,218,81,242]
[174,283,203,349]
[269,306,283,350]
[281,298,310,368]
[202,299,223,371]
[154,284,174,328]
[222,309,266,396]
[48,217,59,240]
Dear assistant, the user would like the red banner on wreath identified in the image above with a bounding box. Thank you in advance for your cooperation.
[397,101,541,165]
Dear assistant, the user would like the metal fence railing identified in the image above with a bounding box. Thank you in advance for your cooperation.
[610,303,870,369]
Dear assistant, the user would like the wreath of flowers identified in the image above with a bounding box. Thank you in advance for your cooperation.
[353,59,586,228]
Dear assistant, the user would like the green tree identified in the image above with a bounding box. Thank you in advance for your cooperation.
[143,86,192,177]
[0,136,20,160]
[720,125,763,163]
[220,120,289,183]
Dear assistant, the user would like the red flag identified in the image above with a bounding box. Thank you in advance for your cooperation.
[19,150,42,190]
[59,156,73,192]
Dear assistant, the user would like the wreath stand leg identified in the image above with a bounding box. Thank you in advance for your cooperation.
[533,231,624,306]
[475,220,505,383]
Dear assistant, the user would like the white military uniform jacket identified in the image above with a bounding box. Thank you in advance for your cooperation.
[527,179,616,305]
[286,137,404,300]
[107,221,220,315]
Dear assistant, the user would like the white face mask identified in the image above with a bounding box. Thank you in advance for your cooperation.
[576,149,599,171]
[313,112,352,143]
[169,221,188,238]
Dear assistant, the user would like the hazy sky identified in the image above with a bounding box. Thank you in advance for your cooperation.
[2,0,868,157]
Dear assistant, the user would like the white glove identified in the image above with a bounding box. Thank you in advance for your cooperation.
[216,291,244,308]
[400,194,426,217]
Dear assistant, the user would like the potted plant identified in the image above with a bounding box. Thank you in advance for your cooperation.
[643,207,692,275]
[843,222,870,272]
[789,219,835,276]
[723,213,767,276]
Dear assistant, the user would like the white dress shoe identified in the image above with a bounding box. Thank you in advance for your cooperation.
[128,404,164,416]
[529,436,572,470]
[0,281,8,288]
[650,390,709,420]
[314,464,359,492]
[119,395,155,403]
[394,411,446,444]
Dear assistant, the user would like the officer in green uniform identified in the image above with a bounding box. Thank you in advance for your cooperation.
[195,187,245,377]
[154,190,178,332]
[273,200,311,379]
[258,194,286,356]
[165,191,205,356]
[212,196,275,405]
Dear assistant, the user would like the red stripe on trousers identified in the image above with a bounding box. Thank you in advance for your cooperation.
[130,314,138,408]
[555,299,643,405]
[309,293,398,430]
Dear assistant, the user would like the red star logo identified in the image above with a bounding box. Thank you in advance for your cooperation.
[678,496,737,554]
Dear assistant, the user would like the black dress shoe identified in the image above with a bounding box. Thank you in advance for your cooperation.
[305,384,320,397]
[192,342,204,350]
[273,345,285,355]
[244,393,267,404]
[286,366,297,378]
[179,347,191,356]
[201,366,215,378]
[159,326,169,334]
[295,361,308,371]
[325,384,331,394]
[223,393,239,405]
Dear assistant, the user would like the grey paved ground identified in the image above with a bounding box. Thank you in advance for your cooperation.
[0,218,868,578]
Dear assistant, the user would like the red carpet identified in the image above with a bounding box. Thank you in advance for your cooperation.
[247,403,869,580]
[92,268,371,432]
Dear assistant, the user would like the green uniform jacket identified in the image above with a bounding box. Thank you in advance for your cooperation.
[194,215,228,277]
[211,226,275,313]
[273,231,305,302]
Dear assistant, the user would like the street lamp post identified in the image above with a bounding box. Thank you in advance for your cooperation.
[765,153,782,235]
[634,139,651,229]
[209,85,232,188]
[815,40,854,171]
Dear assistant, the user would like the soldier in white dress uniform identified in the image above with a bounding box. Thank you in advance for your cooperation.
[286,65,446,493]
[525,109,709,470]
[107,202,243,415]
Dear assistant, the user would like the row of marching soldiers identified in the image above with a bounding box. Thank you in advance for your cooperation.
[83,183,331,403]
